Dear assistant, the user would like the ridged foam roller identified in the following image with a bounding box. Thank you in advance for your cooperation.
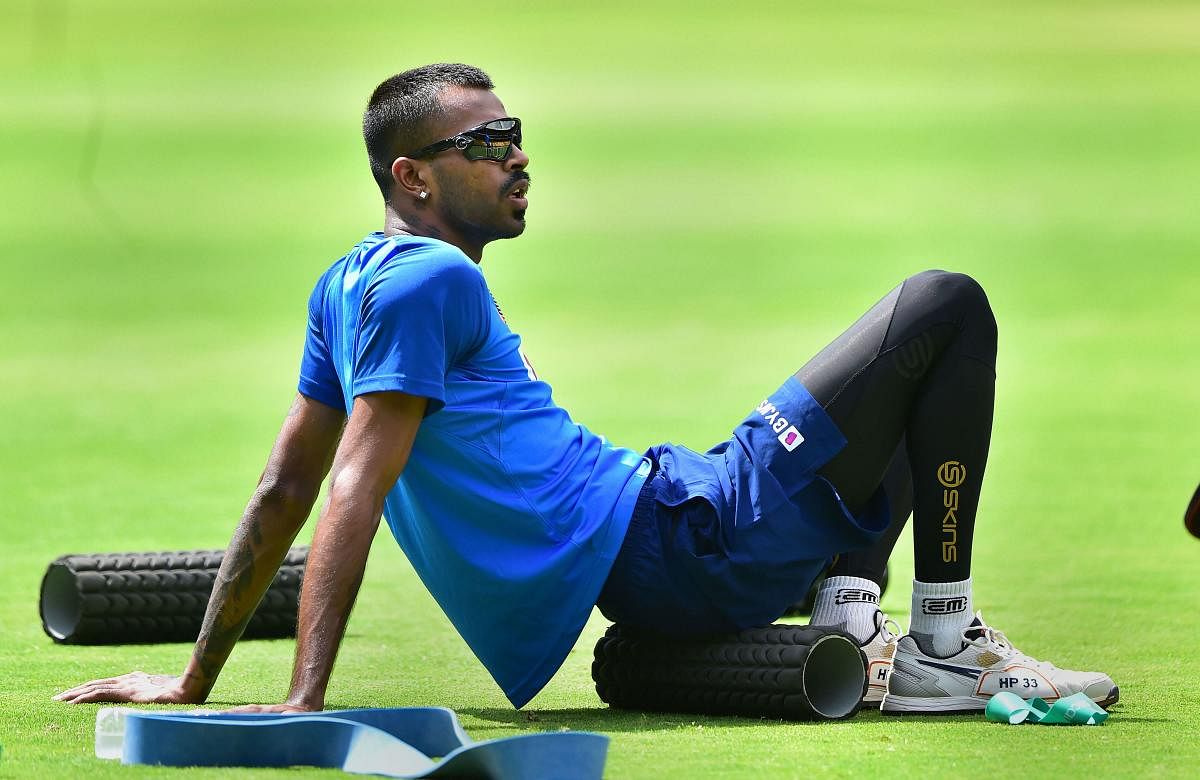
[39,547,307,644]
[593,623,866,720]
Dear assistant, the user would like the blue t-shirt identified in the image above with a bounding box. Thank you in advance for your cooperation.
[298,232,651,707]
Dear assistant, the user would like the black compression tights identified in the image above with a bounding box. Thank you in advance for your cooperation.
[796,270,998,583]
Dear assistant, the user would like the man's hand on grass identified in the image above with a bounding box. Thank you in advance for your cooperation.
[54,671,196,705]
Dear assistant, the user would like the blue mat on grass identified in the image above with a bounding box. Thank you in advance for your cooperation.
[115,707,607,779]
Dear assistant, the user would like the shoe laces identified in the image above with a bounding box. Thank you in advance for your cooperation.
[963,612,1059,671]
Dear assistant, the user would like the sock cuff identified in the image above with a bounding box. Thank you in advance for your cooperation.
[819,576,881,596]
[912,577,972,596]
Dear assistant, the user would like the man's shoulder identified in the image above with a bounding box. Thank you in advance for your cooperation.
[372,236,484,292]
[375,233,472,266]
[316,234,482,293]
[327,232,474,269]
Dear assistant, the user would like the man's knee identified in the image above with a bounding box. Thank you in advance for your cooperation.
[906,269,998,355]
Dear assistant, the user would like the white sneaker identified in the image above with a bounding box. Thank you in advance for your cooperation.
[860,611,900,705]
[881,612,1118,714]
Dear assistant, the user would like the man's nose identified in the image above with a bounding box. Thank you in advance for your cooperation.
[505,143,529,171]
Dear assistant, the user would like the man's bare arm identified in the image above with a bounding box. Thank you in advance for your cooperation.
[231,391,426,712]
[55,393,346,704]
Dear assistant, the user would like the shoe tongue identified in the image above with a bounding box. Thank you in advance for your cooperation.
[963,616,986,642]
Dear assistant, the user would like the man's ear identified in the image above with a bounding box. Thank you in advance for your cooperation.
[391,157,430,202]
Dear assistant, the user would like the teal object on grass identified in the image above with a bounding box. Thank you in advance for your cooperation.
[986,692,1109,726]
[119,707,607,779]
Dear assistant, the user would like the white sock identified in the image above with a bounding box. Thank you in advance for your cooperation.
[809,576,881,644]
[908,578,974,657]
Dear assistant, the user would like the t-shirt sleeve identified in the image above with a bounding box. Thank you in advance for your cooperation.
[351,251,490,414]
[297,271,346,410]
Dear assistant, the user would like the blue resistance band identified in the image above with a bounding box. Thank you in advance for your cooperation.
[113,707,608,779]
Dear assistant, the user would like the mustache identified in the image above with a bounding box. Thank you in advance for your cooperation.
[499,172,531,198]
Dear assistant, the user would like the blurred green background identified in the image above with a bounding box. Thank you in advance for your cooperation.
[2,1,1198,776]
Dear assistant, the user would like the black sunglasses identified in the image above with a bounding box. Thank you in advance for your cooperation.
[406,117,523,162]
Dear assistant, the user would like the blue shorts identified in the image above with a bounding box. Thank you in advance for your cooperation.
[596,377,890,636]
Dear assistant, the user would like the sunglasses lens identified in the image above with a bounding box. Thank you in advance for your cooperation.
[461,118,522,161]
[463,140,512,160]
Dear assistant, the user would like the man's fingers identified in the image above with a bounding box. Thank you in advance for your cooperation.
[55,671,150,700]
[54,671,175,705]
[55,676,125,699]
[62,689,110,704]
[56,681,102,700]
[58,684,124,704]
[55,684,108,703]
[57,679,146,704]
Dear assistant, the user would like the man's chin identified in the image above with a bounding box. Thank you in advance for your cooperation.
[497,214,527,239]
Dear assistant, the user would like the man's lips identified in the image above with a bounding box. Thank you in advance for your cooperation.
[503,176,530,207]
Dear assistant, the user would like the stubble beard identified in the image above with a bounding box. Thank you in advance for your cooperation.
[441,181,526,246]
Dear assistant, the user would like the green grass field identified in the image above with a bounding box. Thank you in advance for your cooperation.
[2,1,1199,776]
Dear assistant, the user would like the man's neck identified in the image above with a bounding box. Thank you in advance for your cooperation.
[383,208,483,263]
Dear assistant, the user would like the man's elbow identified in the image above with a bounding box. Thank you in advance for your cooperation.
[326,467,393,523]
[253,476,322,523]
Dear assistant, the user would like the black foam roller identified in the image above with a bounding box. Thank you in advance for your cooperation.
[593,623,866,721]
[39,547,307,644]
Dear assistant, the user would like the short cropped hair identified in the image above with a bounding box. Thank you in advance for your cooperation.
[363,64,495,200]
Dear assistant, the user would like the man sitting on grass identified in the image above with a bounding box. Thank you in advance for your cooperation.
[57,63,1117,715]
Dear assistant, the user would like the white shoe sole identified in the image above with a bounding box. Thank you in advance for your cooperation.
[880,693,986,714]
